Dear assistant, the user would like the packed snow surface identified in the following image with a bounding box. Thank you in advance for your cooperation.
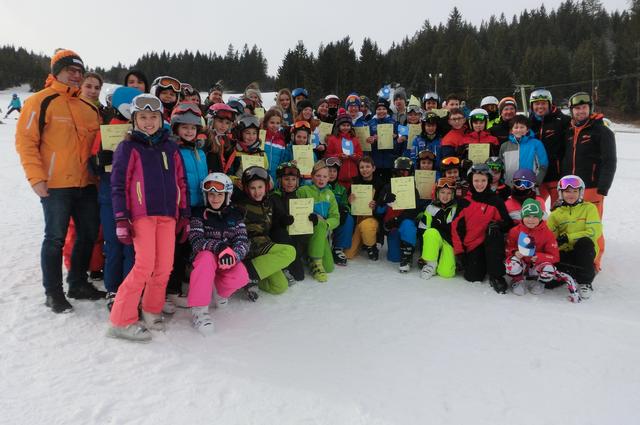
[1,86,639,425]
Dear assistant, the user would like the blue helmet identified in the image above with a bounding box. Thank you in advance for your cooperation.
[292,87,308,98]
[112,86,143,119]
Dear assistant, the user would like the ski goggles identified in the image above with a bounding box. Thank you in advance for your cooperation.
[469,113,487,122]
[441,157,461,166]
[436,178,457,190]
[203,180,227,192]
[155,76,181,93]
[513,179,535,190]
[486,162,504,172]
[133,95,162,112]
[569,92,591,107]
[243,166,269,181]
[292,121,311,131]
[530,89,552,103]
[173,102,202,116]
[324,157,341,167]
[558,176,583,190]
[181,83,196,96]
[277,162,301,177]
[418,150,436,161]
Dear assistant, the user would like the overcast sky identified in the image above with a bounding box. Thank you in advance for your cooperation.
[0,0,631,77]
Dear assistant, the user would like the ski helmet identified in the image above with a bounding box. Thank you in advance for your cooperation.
[421,92,439,105]
[201,172,234,206]
[242,166,272,191]
[480,96,499,107]
[557,174,585,201]
[418,149,436,162]
[207,102,237,121]
[292,88,308,98]
[422,111,439,125]
[393,156,414,174]
[441,156,461,172]
[130,93,163,117]
[434,177,457,204]
[227,98,247,115]
[468,108,489,123]
[236,114,260,133]
[170,102,203,129]
[485,156,505,172]
[325,94,341,106]
[512,168,537,190]
[112,86,143,119]
[467,163,493,185]
[276,161,301,179]
[529,88,553,107]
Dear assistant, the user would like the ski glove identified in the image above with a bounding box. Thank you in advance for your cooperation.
[556,234,569,246]
[308,213,319,226]
[218,246,237,270]
[97,149,113,167]
[176,217,190,244]
[381,192,396,205]
[284,215,295,226]
[384,216,401,232]
[116,220,134,245]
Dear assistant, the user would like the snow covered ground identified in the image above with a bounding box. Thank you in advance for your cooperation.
[1,86,639,425]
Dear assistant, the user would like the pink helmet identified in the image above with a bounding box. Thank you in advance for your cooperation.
[207,102,237,121]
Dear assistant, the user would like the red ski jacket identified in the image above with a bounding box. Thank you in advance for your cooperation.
[505,221,560,264]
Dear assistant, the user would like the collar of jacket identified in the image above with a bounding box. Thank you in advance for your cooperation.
[237,139,261,153]
[130,128,169,146]
[50,79,81,97]
[572,113,603,129]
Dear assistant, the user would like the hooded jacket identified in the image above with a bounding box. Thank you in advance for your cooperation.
[505,221,560,264]
[499,130,549,185]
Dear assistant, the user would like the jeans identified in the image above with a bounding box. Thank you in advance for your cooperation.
[100,202,134,293]
[40,186,99,295]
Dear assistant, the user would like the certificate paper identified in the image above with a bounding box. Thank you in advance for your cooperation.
[414,170,437,200]
[350,184,373,216]
[468,143,490,165]
[100,124,131,172]
[376,123,394,150]
[354,126,371,152]
[241,155,266,172]
[288,198,314,235]
[292,144,314,176]
[407,124,422,149]
[317,122,334,144]
[391,176,416,210]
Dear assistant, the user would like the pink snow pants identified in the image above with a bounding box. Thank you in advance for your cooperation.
[110,216,176,327]
[188,250,249,307]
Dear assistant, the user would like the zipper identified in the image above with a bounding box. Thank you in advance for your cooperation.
[161,152,168,170]
[591,164,596,182]
[571,126,582,175]
[136,181,143,205]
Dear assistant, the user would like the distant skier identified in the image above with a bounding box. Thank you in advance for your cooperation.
[4,93,21,118]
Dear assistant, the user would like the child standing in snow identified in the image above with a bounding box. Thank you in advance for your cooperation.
[451,164,512,293]
[107,94,190,342]
[408,112,443,169]
[325,109,363,190]
[504,168,547,223]
[282,120,317,182]
[547,175,602,299]
[326,158,354,266]
[188,173,250,333]
[232,114,269,179]
[206,102,238,174]
[499,115,548,186]
[262,109,287,182]
[419,178,461,280]
[485,156,511,201]
[297,159,341,282]
[504,198,580,302]
[150,76,182,123]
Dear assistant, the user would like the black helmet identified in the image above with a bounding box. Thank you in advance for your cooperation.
[393,156,414,173]
[466,163,493,185]
[241,166,270,190]
[276,162,301,179]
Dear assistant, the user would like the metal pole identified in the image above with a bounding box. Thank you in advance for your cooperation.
[519,85,528,117]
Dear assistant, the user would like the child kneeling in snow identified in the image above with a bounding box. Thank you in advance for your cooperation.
[188,173,250,333]
[505,198,580,302]
[419,178,461,280]
[547,175,602,300]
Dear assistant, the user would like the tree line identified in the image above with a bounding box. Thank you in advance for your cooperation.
[1,1,639,115]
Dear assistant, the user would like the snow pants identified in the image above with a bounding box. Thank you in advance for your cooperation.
[344,217,378,259]
[271,226,309,281]
[420,228,456,278]
[188,250,249,307]
[538,181,560,209]
[167,239,191,295]
[63,219,104,273]
[308,220,335,273]
[583,188,605,270]
[462,226,505,282]
[333,213,354,250]
[110,216,176,327]
[557,237,596,286]
[386,219,417,262]
[101,201,134,293]
[251,243,296,295]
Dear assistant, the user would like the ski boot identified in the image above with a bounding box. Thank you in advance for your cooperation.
[45,292,73,314]
[283,269,296,287]
[366,245,379,261]
[490,276,508,294]
[398,242,414,273]
[420,261,437,280]
[106,292,117,312]
[332,248,347,266]
[191,306,214,335]
[310,258,328,282]
[243,260,261,302]
[67,282,106,300]
[106,323,152,343]
[141,311,165,331]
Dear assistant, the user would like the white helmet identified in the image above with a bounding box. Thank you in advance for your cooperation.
[468,108,489,121]
[480,96,499,107]
[557,175,585,202]
[201,173,234,207]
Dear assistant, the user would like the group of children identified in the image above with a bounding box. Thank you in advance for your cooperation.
[85,74,603,343]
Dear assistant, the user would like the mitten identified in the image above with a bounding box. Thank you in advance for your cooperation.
[308,213,319,226]
[556,234,569,246]
[381,192,396,205]
[97,149,114,167]
[116,220,133,245]
[284,215,295,226]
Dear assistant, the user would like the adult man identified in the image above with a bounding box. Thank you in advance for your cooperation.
[490,97,518,145]
[562,91,616,270]
[480,95,500,129]
[16,49,104,313]
[528,88,571,205]
[392,87,408,125]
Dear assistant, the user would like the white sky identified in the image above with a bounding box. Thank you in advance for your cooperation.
[0,0,631,77]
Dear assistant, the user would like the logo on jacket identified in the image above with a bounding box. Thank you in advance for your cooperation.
[580,135,591,144]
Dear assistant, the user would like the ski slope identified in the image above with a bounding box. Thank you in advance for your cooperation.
[1,86,639,425]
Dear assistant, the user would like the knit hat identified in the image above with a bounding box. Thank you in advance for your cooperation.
[50,49,85,76]
[521,198,543,219]
[375,97,390,112]
[498,97,517,112]
[334,108,351,127]
[297,99,313,112]
[344,94,361,108]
